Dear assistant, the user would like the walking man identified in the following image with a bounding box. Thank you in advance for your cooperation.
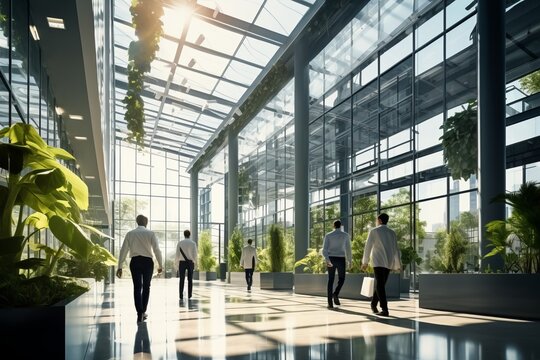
[322,220,352,309]
[117,214,163,323]
[240,238,257,291]
[175,229,198,300]
[362,213,402,317]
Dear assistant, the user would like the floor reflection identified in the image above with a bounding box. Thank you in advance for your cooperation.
[133,322,151,359]
[88,279,540,360]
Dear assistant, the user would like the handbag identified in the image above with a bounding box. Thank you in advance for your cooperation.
[360,274,375,298]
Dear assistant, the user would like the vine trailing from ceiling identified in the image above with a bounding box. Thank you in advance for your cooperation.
[439,99,478,181]
[123,0,164,149]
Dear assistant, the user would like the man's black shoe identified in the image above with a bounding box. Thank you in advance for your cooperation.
[333,294,341,306]
[371,306,380,314]
[327,304,334,309]
[379,310,389,317]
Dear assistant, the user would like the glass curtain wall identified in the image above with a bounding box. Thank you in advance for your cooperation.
[199,0,540,284]
[236,80,295,262]
[113,142,192,278]
[198,147,226,265]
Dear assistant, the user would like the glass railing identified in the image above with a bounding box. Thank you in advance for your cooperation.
[506,90,540,118]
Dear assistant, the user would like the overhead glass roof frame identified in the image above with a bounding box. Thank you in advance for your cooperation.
[113,0,318,164]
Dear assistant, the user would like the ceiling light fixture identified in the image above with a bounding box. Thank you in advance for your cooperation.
[69,114,83,120]
[181,78,188,86]
[185,85,191,94]
[47,17,65,29]
[187,58,196,68]
[84,175,95,180]
[55,106,64,115]
[195,34,205,46]
[235,108,242,116]
[74,136,88,140]
[29,25,40,41]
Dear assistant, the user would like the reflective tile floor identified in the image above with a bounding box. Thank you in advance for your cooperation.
[87,278,539,360]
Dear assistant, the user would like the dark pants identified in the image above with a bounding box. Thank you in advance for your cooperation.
[372,267,391,311]
[244,268,254,289]
[179,260,194,298]
[129,256,154,315]
[327,256,346,306]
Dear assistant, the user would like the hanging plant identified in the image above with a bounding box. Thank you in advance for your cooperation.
[439,99,478,181]
[122,0,164,149]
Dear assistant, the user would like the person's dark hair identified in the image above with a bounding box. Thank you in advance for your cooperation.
[184,229,191,238]
[378,213,389,225]
[247,239,253,245]
[333,220,342,229]
[136,215,148,226]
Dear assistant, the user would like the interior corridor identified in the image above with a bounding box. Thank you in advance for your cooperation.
[86,278,539,359]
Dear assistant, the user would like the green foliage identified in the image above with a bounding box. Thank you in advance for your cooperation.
[443,226,468,273]
[439,100,478,181]
[227,226,244,272]
[485,182,540,273]
[0,123,116,306]
[198,230,217,272]
[123,0,164,148]
[400,245,422,268]
[268,224,285,272]
[257,247,271,272]
[294,248,326,274]
[350,231,368,273]
[519,70,540,95]
[0,275,89,308]
[283,228,295,272]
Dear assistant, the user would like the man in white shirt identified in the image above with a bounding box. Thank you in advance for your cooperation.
[116,215,163,323]
[322,220,352,309]
[240,239,257,291]
[362,213,402,317]
[175,229,198,300]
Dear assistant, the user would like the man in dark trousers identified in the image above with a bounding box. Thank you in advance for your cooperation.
[240,238,258,291]
[175,229,198,300]
[117,214,163,323]
[362,213,402,317]
[322,220,352,309]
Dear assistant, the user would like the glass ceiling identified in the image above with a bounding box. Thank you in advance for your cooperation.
[113,0,317,166]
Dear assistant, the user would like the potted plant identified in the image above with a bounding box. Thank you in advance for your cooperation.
[260,224,293,290]
[439,99,478,181]
[419,182,540,320]
[195,230,217,281]
[0,123,116,358]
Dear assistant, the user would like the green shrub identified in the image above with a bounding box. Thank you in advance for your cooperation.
[227,226,244,272]
[198,230,217,272]
[268,224,285,272]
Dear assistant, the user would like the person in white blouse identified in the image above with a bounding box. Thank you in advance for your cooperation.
[240,239,258,291]
[361,213,402,317]
[175,229,198,300]
[116,215,163,323]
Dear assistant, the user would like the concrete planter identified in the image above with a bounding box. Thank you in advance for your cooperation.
[419,274,540,320]
[294,273,401,300]
[0,278,103,358]
[260,272,294,290]
[193,271,217,281]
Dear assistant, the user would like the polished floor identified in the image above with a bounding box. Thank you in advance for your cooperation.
[87,278,539,360]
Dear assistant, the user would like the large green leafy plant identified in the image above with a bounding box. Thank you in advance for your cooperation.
[0,123,116,307]
[198,230,217,272]
[294,248,326,274]
[439,100,478,181]
[485,181,540,273]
